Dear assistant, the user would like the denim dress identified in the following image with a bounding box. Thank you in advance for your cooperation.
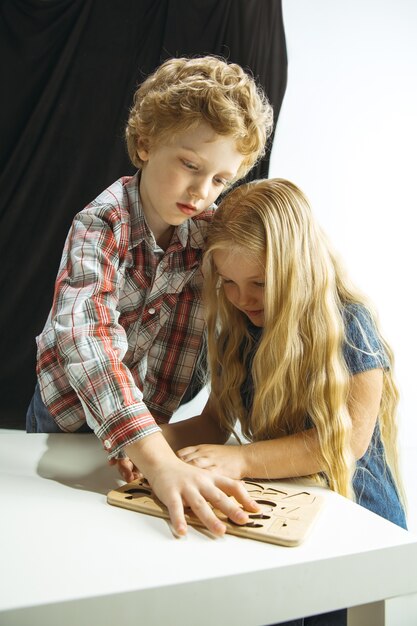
[240,303,407,530]
[343,304,406,529]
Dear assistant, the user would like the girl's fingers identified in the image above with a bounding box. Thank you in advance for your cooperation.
[177,447,208,466]
[177,446,197,460]
[188,456,210,468]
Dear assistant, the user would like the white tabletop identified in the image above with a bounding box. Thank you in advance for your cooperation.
[1,432,417,626]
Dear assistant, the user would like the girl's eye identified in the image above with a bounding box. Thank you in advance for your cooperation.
[222,279,234,285]
[214,176,228,186]
[254,282,265,287]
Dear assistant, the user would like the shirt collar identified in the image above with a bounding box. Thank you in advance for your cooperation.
[124,172,151,250]
[174,218,212,249]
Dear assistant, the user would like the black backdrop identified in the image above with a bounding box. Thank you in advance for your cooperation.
[0,0,287,428]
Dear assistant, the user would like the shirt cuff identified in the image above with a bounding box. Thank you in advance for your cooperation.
[94,404,162,458]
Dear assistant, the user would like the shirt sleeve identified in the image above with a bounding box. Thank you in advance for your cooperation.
[51,206,161,457]
[342,303,390,375]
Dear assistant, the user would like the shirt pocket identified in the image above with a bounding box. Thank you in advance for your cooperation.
[165,269,195,294]
[159,267,202,328]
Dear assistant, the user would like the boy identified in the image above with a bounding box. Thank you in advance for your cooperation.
[27,56,273,536]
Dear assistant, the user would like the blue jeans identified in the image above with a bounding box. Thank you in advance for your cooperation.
[26,384,92,433]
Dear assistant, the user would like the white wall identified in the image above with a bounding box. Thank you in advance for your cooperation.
[269,0,417,529]
[270,0,417,445]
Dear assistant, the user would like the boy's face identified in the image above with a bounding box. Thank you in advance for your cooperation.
[213,249,266,327]
[138,123,244,244]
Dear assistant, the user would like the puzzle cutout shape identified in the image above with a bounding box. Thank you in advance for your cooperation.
[107,479,324,546]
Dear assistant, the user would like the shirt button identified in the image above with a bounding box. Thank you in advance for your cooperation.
[148,307,156,315]
[104,439,112,449]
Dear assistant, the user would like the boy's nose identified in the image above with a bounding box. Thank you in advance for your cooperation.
[190,177,211,200]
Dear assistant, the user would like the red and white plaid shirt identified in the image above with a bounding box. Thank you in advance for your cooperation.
[36,173,214,457]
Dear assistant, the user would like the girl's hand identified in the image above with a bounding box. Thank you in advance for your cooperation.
[177,444,246,480]
[108,456,143,483]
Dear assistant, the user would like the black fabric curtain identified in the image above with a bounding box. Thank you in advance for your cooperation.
[0,0,287,428]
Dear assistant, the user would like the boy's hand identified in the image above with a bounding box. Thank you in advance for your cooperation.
[125,433,259,537]
[149,459,258,537]
[108,457,143,483]
[177,444,246,480]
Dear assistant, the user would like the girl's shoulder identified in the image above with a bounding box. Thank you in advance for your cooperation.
[342,302,390,374]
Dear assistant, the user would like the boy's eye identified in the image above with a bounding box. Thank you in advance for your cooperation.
[214,176,228,186]
[182,160,198,171]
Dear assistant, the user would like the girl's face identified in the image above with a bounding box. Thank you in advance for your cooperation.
[213,249,265,327]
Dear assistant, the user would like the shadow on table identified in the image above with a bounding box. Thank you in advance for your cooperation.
[36,433,124,495]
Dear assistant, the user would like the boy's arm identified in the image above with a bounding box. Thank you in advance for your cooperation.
[112,393,229,483]
[49,206,163,455]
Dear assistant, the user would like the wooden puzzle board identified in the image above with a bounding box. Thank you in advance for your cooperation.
[107,479,324,546]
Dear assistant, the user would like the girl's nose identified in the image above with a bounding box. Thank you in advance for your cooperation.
[236,288,255,307]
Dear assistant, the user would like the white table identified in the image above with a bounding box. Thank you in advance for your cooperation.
[1,432,416,626]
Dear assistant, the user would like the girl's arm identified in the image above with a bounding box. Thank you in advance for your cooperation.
[178,368,383,480]
[161,395,229,451]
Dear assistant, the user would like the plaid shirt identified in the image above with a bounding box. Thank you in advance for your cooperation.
[36,173,214,457]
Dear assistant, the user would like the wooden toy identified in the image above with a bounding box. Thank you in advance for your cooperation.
[107,479,324,546]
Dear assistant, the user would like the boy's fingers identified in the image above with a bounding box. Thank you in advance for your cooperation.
[185,477,256,531]
[186,492,228,536]
[109,458,144,483]
[165,490,227,537]
[165,496,189,537]
[204,487,252,527]
[216,477,261,513]
[150,463,259,538]
[123,469,134,482]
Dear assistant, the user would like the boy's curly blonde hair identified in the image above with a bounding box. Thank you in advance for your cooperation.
[125,56,273,179]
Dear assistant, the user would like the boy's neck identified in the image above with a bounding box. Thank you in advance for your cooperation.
[155,226,174,251]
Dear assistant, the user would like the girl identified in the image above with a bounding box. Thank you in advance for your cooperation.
[163,177,407,531]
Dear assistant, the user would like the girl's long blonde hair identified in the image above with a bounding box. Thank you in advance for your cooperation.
[203,178,404,501]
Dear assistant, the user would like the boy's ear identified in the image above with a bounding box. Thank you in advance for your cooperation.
[137,138,150,162]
